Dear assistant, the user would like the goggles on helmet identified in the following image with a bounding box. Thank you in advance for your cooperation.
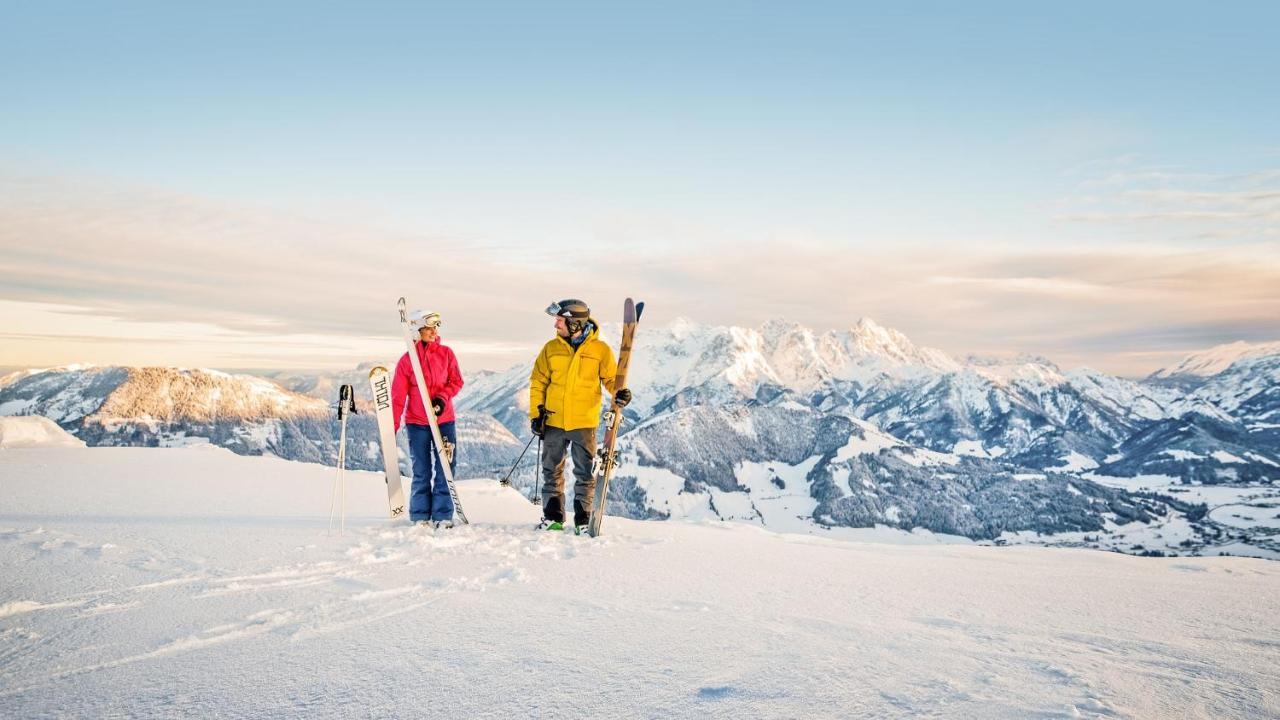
[410,311,442,331]
[545,299,588,319]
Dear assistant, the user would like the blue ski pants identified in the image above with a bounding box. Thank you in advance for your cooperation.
[406,421,456,522]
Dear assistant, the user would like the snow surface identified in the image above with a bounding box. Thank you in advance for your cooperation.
[1085,473,1280,508]
[2,446,1278,718]
[892,446,961,468]
[1248,452,1280,468]
[951,440,988,457]
[1051,451,1100,472]
[0,416,86,449]
[729,457,822,533]
[1210,504,1280,530]
[0,399,36,415]
[1162,449,1206,462]
[834,420,904,461]
[1211,450,1248,465]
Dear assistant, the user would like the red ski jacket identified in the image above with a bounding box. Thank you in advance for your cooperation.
[392,339,464,431]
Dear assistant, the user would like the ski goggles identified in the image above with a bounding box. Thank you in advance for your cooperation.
[545,300,588,319]
[411,313,442,330]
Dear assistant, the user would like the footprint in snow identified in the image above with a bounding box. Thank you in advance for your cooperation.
[697,686,737,700]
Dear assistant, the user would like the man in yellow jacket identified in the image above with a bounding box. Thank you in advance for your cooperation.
[530,299,632,534]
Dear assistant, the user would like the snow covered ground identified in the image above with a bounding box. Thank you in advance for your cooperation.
[2,444,1278,718]
[1072,472,1280,559]
[0,416,86,449]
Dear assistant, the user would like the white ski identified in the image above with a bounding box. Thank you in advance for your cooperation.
[368,366,407,519]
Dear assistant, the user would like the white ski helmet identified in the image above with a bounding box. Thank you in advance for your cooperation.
[409,310,442,331]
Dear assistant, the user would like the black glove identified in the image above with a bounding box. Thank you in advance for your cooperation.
[431,396,446,416]
[614,388,632,408]
[530,416,545,438]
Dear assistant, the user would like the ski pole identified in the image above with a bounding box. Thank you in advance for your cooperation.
[499,434,537,486]
[337,420,347,533]
[520,405,551,503]
[331,385,356,533]
[329,396,342,532]
[329,420,343,532]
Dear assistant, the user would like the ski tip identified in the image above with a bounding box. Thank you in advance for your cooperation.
[635,301,645,321]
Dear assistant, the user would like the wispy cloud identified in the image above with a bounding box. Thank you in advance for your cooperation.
[2,172,1278,376]
[1053,160,1280,242]
[926,275,1110,298]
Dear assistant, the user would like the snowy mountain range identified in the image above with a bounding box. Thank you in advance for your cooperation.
[3,318,1278,556]
[459,316,1277,475]
[0,365,522,476]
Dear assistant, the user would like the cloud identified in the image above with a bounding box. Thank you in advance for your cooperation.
[0,174,561,343]
[2,172,1279,376]
[926,275,1109,298]
[1053,161,1280,240]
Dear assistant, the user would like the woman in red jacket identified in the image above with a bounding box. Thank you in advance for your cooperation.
[391,310,464,527]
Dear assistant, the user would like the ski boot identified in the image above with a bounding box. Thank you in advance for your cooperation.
[537,518,564,532]
[573,525,589,536]
[434,519,454,530]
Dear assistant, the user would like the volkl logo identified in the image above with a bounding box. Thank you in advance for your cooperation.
[373,376,391,411]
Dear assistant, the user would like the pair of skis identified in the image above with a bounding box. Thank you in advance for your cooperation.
[364,297,467,524]
[587,297,644,537]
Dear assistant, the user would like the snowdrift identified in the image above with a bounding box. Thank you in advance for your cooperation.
[0,416,86,449]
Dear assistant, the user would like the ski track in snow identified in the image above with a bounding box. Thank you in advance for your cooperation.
[0,520,581,698]
[1,447,1278,718]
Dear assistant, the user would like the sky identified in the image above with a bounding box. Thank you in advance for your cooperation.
[1,1,1278,377]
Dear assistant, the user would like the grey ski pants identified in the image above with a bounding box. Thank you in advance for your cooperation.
[540,425,597,526]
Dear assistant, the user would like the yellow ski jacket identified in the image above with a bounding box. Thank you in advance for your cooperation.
[529,321,619,431]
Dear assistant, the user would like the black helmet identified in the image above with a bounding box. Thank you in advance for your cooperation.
[546,299,590,334]
[545,299,590,320]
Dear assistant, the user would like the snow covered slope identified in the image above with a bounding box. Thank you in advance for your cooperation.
[0,416,86,449]
[609,404,1184,542]
[1,445,1276,717]
[1151,340,1280,382]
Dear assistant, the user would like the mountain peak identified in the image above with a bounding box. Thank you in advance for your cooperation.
[760,317,810,342]
[1152,339,1280,380]
[825,318,959,374]
[850,317,918,349]
[849,317,917,357]
[853,316,885,333]
[667,315,700,336]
